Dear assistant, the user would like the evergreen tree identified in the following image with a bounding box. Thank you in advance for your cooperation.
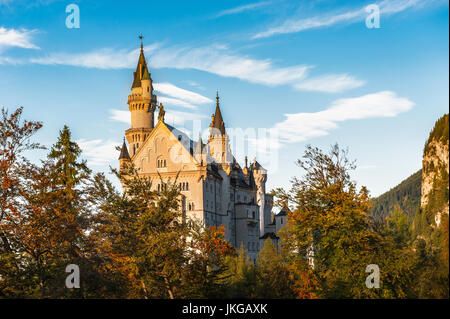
[254,239,296,298]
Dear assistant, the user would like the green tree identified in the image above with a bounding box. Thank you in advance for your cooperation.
[254,239,296,298]
[275,144,415,298]
[221,243,257,298]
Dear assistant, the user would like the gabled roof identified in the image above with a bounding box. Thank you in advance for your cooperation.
[131,121,197,164]
[165,123,195,156]
[259,232,279,240]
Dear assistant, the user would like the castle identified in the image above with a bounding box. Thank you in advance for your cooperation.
[118,41,287,261]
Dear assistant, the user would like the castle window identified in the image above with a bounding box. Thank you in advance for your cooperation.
[157,184,160,192]
[147,87,149,92]
[164,159,167,167]
[186,183,189,191]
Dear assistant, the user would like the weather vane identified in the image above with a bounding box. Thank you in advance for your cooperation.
[139,34,144,49]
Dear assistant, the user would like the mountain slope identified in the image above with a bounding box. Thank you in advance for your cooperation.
[370,169,422,223]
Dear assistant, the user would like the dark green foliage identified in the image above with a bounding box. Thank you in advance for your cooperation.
[424,114,449,154]
[370,170,421,223]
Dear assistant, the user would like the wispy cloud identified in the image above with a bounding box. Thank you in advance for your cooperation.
[253,0,437,39]
[0,56,23,65]
[154,82,212,105]
[184,80,205,91]
[0,27,39,50]
[29,47,143,69]
[149,44,310,87]
[109,108,207,127]
[273,91,414,144]
[214,1,272,18]
[77,138,120,167]
[26,43,362,93]
[294,74,365,93]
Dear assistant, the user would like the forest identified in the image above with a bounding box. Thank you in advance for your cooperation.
[0,107,448,299]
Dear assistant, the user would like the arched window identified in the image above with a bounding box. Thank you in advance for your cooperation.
[164,159,167,167]
[186,182,189,191]
[191,203,194,210]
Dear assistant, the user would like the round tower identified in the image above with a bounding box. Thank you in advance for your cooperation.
[252,161,267,235]
[125,37,157,156]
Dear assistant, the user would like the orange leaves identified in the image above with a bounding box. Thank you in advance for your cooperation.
[197,224,235,257]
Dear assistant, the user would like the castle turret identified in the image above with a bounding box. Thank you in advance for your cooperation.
[126,36,157,156]
[207,92,232,165]
[119,137,131,172]
[252,160,267,235]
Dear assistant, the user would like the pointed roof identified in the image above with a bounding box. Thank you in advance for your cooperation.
[194,133,204,154]
[277,201,290,217]
[119,138,130,160]
[211,92,226,135]
[251,160,266,171]
[132,38,151,88]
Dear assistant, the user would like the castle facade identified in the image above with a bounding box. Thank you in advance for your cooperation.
[118,42,287,261]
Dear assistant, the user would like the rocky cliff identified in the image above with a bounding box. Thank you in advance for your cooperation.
[421,114,449,227]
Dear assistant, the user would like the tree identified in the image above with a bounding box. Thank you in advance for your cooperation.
[91,164,189,298]
[0,107,42,252]
[384,204,411,249]
[0,125,97,298]
[254,239,296,298]
[220,243,257,298]
[274,144,415,298]
[0,107,43,297]
[181,223,235,298]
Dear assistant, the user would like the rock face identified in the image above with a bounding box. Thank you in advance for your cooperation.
[421,114,449,227]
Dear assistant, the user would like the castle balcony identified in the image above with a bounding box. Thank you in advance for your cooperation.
[128,94,151,104]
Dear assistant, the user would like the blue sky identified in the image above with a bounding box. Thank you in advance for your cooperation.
[0,0,448,196]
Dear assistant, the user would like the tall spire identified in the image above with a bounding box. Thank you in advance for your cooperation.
[132,34,148,89]
[139,34,144,52]
[210,91,225,135]
[119,137,130,160]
